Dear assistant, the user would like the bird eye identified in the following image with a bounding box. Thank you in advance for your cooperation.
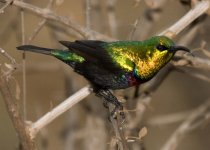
[156,44,168,51]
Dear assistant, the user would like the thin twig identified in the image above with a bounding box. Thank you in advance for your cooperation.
[0,0,12,13]
[30,85,92,138]
[27,0,55,43]
[128,18,140,40]
[0,76,36,150]
[108,104,129,150]
[160,0,210,38]
[47,22,84,39]
[85,0,91,29]
[174,54,210,71]
[127,65,173,129]
[161,98,210,150]
[9,0,111,40]
[0,48,17,65]
[9,0,210,41]
[0,48,18,77]
[20,0,27,121]
[175,67,210,83]
[107,0,118,37]
[147,110,193,126]
[177,24,200,46]
[27,19,46,43]
[199,42,210,58]
[132,0,167,40]
[0,48,35,150]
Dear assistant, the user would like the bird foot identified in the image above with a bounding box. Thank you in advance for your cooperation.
[103,100,109,108]
[110,104,125,120]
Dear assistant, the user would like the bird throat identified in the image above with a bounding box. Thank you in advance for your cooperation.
[134,50,173,80]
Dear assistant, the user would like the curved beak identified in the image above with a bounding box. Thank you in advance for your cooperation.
[169,45,190,53]
[169,45,194,56]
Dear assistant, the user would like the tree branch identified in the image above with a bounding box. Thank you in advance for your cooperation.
[30,85,92,138]
[161,97,210,150]
[0,48,35,150]
[160,0,210,38]
[0,76,36,150]
[0,0,12,13]
[10,0,112,40]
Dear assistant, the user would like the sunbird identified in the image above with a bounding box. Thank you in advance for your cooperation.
[17,36,191,118]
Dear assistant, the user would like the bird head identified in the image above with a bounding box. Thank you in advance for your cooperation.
[134,36,191,80]
[147,36,191,59]
[143,36,191,64]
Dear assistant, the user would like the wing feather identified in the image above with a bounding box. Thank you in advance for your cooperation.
[59,40,123,72]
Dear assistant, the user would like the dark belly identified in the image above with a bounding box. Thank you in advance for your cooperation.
[74,62,142,90]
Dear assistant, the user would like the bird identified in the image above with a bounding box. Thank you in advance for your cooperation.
[17,36,191,118]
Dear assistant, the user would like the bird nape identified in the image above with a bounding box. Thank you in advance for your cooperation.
[17,36,191,118]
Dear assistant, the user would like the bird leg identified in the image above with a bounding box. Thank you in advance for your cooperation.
[133,85,140,98]
[96,89,125,119]
[102,100,109,108]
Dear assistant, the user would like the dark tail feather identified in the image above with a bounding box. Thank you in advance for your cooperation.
[59,41,73,48]
[16,45,54,55]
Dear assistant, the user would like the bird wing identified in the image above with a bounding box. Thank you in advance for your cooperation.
[59,40,125,73]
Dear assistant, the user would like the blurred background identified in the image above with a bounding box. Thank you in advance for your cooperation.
[0,0,210,150]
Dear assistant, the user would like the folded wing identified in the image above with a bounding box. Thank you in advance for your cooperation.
[59,40,124,73]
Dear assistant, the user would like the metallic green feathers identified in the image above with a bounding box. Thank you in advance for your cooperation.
[104,36,175,80]
[17,36,190,88]
[52,50,85,63]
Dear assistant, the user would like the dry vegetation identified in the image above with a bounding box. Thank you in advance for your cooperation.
[1,0,210,150]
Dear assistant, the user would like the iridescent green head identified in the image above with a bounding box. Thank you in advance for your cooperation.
[146,36,190,54]
[133,36,190,80]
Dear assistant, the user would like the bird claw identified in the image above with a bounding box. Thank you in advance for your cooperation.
[110,104,125,120]
[103,101,109,108]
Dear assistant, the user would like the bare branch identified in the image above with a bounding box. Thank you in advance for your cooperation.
[20,0,27,121]
[127,65,173,129]
[85,0,91,29]
[0,48,18,77]
[27,19,47,43]
[0,48,17,65]
[108,104,129,150]
[0,0,12,13]
[8,0,209,41]
[147,110,193,126]
[27,0,55,43]
[30,85,92,137]
[160,0,210,38]
[107,0,118,37]
[0,76,36,150]
[0,47,35,150]
[128,18,140,40]
[175,67,210,83]
[174,54,210,71]
[9,0,112,40]
[161,98,210,150]
[132,0,167,40]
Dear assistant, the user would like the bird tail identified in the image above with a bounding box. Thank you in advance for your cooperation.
[17,45,54,55]
[16,45,84,70]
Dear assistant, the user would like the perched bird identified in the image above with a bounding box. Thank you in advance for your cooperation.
[17,36,191,117]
